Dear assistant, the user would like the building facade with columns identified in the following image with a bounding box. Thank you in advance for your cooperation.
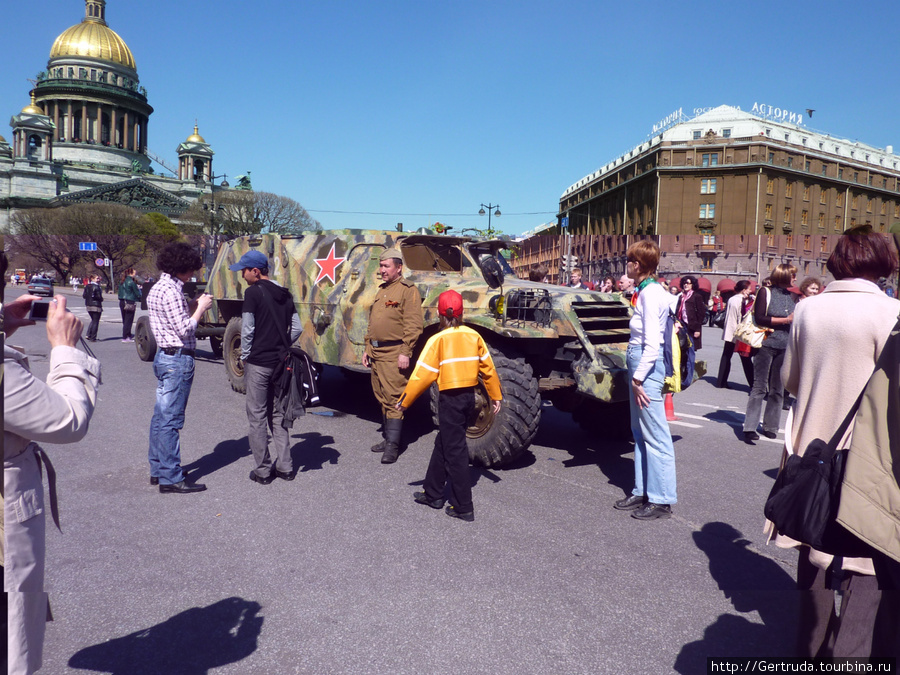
[0,0,234,230]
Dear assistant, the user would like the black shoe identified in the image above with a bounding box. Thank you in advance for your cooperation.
[445,505,474,522]
[381,444,399,464]
[614,494,646,511]
[632,503,672,520]
[150,476,159,486]
[274,469,295,481]
[159,480,207,494]
[249,471,275,485]
[760,429,778,439]
[744,431,759,444]
[413,491,446,509]
[371,439,386,453]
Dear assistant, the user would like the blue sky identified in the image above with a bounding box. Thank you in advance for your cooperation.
[4,0,899,235]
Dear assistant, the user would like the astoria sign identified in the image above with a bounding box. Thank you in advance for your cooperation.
[750,101,805,126]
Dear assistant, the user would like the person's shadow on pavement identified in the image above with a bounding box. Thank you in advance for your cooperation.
[68,597,263,674]
[674,522,799,673]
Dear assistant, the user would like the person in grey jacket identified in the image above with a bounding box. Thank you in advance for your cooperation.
[4,289,101,675]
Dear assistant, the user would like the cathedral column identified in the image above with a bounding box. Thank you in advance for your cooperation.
[96,103,103,143]
[123,110,130,150]
[53,102,60,140]
[111,107,117,146]
[132,118,139,153]
[81,103,87,141]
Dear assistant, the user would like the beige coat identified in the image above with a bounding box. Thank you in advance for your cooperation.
[774,279,900,573]
[837,316,900,562]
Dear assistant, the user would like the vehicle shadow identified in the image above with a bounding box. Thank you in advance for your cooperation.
[67,597,263,674]
[673,522,798,672]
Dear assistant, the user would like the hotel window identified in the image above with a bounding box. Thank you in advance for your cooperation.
[765,204,773,219]
[787,157,794,168]
[820,189,827,205]
[834,216,841,230]
[784,207,792,222]
[767,234,775,246]
[850,217,857,227]
[693,130,702,140]
[700,227,715,245]
[700,179,717,194]
[868,176,873,186]
[867,199,873,213]
[786,234,794,248]
[785,183,793,198]
[701,153,718,167]
[821,165,828,176]
[851,195,858,209]
[803,185,810,201]
[784,134,790,141]
[895,205,899,218]
[801,210,809,226]
[836,192,844,207]
[768,152,775,163]
[766,179,775,195]
[839,168,844,179]
[853,171,859,182]
[818,213,825,229]
[805,160,811,171]
[883,178,888,188]
[699,204,715,219]
[804,235,811,250]
[820,237,828,253]
[722,128,732,138]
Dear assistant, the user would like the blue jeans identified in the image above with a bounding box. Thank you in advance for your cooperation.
[148,352,195,485]
[627,344,677,505]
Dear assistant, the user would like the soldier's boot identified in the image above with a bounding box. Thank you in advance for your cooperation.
[381,418,403,464]
[371,414,387,453]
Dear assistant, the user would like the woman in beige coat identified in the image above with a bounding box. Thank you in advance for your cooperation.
[778,229,900,657]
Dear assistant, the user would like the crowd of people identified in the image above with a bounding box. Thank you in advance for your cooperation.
[4,230,899,670]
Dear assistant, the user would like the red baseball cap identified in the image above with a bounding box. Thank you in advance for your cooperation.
[438,290,463,319]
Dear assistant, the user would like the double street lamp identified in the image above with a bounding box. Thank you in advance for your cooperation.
[478,203,501,238]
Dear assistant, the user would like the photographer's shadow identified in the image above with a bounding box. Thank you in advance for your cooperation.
[674,522,799,673]
[68,597,263,674]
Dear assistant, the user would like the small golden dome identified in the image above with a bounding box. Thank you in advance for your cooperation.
[21,92,45,116]
[0,133,8,143]
[185,125,207,144]
[50,3,136,70]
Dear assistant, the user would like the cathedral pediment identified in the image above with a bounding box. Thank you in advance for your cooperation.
[54,178,191,215]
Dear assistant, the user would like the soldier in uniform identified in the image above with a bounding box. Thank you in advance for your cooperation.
[362,248,423,463]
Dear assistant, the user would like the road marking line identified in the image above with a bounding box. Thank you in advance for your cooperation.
[672,412,710,421]
[667,421,702,428]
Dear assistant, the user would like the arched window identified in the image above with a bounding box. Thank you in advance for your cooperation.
[193,160,205,181]
[28,135,42,159]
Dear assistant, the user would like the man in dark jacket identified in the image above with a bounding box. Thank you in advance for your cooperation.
[231,251,303,484]
[83,274,103,341]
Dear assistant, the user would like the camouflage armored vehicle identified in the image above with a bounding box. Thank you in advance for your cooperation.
[181,230,634,467]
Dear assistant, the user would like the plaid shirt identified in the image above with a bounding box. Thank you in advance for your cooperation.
[147,272,197,350]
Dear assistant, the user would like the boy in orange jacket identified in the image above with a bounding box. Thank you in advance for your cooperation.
[397,290,502,521]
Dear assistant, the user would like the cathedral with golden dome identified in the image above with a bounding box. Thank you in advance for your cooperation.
[0,0,237,229]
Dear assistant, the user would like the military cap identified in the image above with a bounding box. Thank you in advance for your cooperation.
[380,248,403,262]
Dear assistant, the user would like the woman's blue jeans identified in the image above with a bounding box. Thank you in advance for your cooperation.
[627,344,677,505]
[148,352,195,485]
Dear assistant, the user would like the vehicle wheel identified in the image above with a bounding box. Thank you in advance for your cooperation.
[209,336,224,358]
[134,316,157,362]
[572,399,632,440]
[430,348,541,467]
[223,317,246,393]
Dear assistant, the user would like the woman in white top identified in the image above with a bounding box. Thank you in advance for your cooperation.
[613,240,677,520]
[715,280,754,388]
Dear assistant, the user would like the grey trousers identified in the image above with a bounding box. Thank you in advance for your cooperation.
[743,345,785,434]
[245,362,292,477]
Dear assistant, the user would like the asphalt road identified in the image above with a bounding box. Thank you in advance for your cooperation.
[9,287,800,674]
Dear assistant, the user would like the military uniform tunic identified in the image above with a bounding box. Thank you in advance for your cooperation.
[365,277,423,419]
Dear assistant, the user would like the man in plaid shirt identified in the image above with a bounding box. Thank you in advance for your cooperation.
[147,242,213,493]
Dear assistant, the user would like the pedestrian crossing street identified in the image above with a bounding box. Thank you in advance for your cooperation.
[667,401,786,444]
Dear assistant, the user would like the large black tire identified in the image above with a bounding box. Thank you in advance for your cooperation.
[223,317,246,393]
[430,348,541,468]
[209,336,224,358]
[134,315,157,362]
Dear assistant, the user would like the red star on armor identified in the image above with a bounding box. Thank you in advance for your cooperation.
[313,243,347,284]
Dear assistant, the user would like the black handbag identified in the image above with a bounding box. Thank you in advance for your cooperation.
[764,383,874,558]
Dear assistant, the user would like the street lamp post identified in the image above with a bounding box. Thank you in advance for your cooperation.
[478,203,501,238]
[204,173,230,270]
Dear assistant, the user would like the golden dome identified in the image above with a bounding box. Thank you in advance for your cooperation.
[185,125,207,144]
[21,92,45,115]
[0,134,7,143]
[50,3,136,70]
